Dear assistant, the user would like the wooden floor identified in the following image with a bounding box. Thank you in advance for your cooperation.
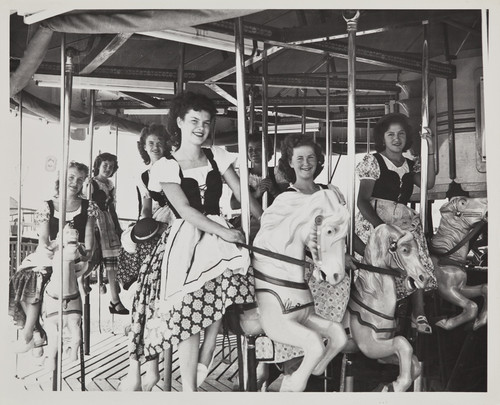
[14,331,244,392]
[10,286,254,392]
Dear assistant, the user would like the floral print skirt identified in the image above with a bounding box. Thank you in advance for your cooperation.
[128,227,255,362]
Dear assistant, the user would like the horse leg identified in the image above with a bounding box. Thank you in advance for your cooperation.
[460,284,487,330]
[44,317,59,372]
[435,286,478,330]
[259,310,324,391]
[65,314,82,362]
[351,322,414,392]
[303,314,347,375]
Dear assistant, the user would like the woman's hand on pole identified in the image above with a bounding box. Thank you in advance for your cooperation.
[420,126,434,154]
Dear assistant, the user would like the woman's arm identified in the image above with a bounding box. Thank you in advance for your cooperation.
[413,127,436,189]
[357,178,384,228]
[37,219,52,252]
[223,165,264,219]
[162,182,245,243]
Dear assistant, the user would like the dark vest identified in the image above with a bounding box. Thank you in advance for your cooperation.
[47,199,89,243]
[166,148,223,218]
[91,179,113,212]
[371,153,415,204]
[284,183,329,193]
[137,170,168,216]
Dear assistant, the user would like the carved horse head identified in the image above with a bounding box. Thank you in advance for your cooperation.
[439,197,488,228]
[253,189,349,286]
[358,224,429,298]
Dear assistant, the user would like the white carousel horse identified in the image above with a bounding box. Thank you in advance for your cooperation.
[429,196,488,330]
[343,224,430,392]
[44,224,87,371]
[240,189,350,392]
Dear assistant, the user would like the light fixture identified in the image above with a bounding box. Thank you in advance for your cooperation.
[141,28,260,55]
[34,74,175,95]
[260,122,321,134]
[123,108,170,115]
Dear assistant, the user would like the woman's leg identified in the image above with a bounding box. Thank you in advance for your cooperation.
[177,333,201,391]
[199,319,220,367]
[120,358,142,391]
[18,301,40,343]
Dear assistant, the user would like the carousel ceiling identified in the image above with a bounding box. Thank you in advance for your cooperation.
[9,8,483,147]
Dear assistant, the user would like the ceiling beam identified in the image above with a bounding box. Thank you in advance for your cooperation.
[205,83,237,106]
[117,91,161,108]
[80,33,133,75]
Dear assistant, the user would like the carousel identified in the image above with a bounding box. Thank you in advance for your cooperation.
[7,8,490,394]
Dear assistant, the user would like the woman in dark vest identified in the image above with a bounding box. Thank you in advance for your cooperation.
[123,92,263,391]
[9,161,97,354]
[356,112,437,334]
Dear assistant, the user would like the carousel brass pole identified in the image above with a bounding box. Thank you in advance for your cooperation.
[177,43,185,94]
[261,46,269,209]
[325,54,331,182]
[235,17,250,242]
[56,37,74,392]
[273,108,278,166]
[16,93,23,273]
[419,22,430,235]
[344,10,359,257]
[83,89,96,356]
[301,106,306,135]
[366,118,371,153]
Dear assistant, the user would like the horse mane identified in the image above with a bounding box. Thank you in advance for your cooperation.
[254,189,347,256]
[355,224,402,299]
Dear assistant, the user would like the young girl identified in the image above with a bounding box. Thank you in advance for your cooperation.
[91,153,127,314]
[125,92,263,391]
[9,161,97,354]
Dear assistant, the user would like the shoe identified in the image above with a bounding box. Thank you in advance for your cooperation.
[12,336,35,353]
[33,330,48,348]
[411,315,432,334]
[109,301,129,315]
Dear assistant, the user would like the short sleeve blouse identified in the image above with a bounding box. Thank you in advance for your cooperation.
[149,146,236,192]
[34,199,99,226]
[356,153,419,181]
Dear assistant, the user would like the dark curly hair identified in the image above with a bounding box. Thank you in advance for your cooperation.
[278,134,325,183]
[373,113,413,153]
[92,152,118,176]
[137,124,168,164]
[165,92,217,154]
[54,161,89,197]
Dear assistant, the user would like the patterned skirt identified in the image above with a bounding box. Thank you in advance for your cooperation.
[128,225,255,362]
[355,198,437,300]
[9,266,53,328]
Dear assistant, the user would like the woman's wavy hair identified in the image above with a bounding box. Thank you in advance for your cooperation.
[278,134,325,183]
[54,161,89,197]
[165,92,217,155]
[137,124,168,164]
[373,112,413,152]
[92,152,119,176]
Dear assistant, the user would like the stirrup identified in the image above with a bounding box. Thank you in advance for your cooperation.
[411,315,432,334]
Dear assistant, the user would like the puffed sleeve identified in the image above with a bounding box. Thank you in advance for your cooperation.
[87,200,99,218]
[327,184,347,205]
[34,201,51,225]
[149,157,181,192]
[356,154,380,180]
[211,146,237,175]
[412,156,421,173]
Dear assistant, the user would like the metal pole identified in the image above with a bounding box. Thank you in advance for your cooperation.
[366,118,371,153]
[56,37,74,391]
[301,106,306,135]
[273,108,278,166]
[16,93,23,270]
[325,55,331,182]
[420,22,430,234]
[115,122,119,189]
[177,43,185,94]
[84,89,96,355]
[261,46,269,209]
[344,10,360,256]
[249,86,255,135]
[235,18,250,242]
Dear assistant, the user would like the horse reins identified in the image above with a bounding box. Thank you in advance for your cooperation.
[236,242,311,269]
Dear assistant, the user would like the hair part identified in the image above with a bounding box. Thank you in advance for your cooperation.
[165,92,217,154]
[373,113,413,153]
[278,134,325,183]
[137,124,168,164]
[93,152,119,176]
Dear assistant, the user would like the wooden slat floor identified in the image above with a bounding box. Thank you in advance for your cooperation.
[14,331,244,392]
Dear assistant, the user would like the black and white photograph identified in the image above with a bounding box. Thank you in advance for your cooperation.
[3,2,499,403]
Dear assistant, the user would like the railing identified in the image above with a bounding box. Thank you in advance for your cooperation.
[9,237,38,276]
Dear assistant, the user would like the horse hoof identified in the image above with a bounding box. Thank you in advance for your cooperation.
[279,374,306,392]
[473,318,487,330]
[435,319,452,330]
